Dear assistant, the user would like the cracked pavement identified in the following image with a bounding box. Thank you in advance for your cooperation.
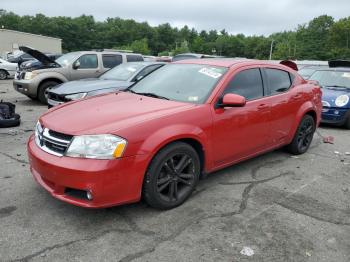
[1,79,350,261]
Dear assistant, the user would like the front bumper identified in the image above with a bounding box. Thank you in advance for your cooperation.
[321,107,350,125]
[13,79,38,97]
[27,135,150,208]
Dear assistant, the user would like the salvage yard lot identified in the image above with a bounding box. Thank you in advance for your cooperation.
[0,79,349,262]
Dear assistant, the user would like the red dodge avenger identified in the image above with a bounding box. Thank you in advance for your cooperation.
[28,59,322,209]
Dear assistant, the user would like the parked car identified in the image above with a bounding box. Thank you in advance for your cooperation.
[0,58,17,80]
[172,53,221,62]
[13,46,144,104]
[7,52,35,65]
[47,61,165,108]
[28,59,321,209]
[299,65,329,79]
[20,54,62,71]
[309,60,350,128]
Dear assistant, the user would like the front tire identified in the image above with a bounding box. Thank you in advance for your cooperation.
[142,142,200,210]
[38,81,60,104]
[0,70,7,80]
[287,115,315,155]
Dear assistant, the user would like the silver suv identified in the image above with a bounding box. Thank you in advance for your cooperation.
[13,47,143,104]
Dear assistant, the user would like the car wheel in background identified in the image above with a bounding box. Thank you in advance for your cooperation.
[38,81,60,104]
[344,115,350,129]
[287,114,315,155]
[142,142,200,210]
[0,70,8,80]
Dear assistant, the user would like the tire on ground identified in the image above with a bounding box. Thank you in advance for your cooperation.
[38,81,60,104]
[142,142,200,210]
[0,69,8,80]
[286,114,315,155]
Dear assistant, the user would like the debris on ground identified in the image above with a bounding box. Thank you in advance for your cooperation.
[316,129,334,144]
[240,246,254,256]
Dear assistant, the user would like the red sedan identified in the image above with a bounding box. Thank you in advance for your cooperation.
[28,59,322,209]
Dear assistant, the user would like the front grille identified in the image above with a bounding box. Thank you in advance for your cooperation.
[35,126,73,156]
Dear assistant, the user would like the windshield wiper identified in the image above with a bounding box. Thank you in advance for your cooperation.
[324,85,350,89]
[134,92,170,100]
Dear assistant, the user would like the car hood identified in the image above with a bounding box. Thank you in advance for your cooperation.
[322,87,350,107]
[19,46,60,67]
[40,92,195,135]
[49,79,132,95]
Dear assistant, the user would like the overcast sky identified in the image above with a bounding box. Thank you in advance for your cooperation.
[1,0,350,35]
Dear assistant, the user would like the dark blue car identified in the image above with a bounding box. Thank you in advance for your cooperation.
[309,61,350,129]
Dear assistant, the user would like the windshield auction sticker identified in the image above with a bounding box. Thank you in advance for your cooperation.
[198,67,223,79]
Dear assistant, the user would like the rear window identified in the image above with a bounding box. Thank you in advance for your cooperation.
[102,54,123,68]
[265,68,292,95]
[126,55,144,62]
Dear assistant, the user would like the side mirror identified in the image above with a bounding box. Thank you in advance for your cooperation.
[220,93,246,107]
[72,61,80,70]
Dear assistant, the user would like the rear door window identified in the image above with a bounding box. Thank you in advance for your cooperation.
[126,55,144,62]
[102,54,123,68]
[265,68,292,95]
[223,68,264,100]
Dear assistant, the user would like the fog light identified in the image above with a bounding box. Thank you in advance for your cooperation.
[24,88,28,92]
[86,191,93,200]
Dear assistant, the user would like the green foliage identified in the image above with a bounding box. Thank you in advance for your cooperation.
[1,10,350,60]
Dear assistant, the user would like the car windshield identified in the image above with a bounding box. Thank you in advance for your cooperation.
[310,70,350,88]
[129,63,228,104]
[55,52,80,67]
[100,63,143,81]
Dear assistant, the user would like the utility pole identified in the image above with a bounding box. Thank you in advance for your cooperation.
[269,40,275,60]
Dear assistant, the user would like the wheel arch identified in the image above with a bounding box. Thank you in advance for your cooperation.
[287,101,318,143]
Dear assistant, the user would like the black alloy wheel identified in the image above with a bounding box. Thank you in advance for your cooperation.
[287,114,315,155]
[143,142,200,209]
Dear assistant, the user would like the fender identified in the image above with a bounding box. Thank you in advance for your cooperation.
[36,71,68,86]
[287,100,317,143]
[137,123,210,171]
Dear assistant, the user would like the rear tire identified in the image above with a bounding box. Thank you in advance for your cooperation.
[287,115,315,155]
[0,70,7,80]
[142,142,200,210]
[38,81,60,104]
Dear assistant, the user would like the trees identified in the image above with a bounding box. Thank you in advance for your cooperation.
[0,10,350,60]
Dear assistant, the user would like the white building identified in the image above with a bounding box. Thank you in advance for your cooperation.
[0,29,62,58]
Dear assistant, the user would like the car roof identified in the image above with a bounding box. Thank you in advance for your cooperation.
[173,58,289,68]
[314,67,350,72]
[126,61,167,66]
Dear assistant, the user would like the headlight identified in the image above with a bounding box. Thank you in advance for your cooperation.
[24,71,37,80]
[65,93,87,100]
[335,95,349,107]
[65,135,127,159]
[34,121,43,146]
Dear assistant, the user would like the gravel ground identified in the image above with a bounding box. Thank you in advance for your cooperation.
[0,79,349,262]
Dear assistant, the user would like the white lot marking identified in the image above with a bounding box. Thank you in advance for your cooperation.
[240,246,254,256]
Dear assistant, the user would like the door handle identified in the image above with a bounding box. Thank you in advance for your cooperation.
[257,104,269,110]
